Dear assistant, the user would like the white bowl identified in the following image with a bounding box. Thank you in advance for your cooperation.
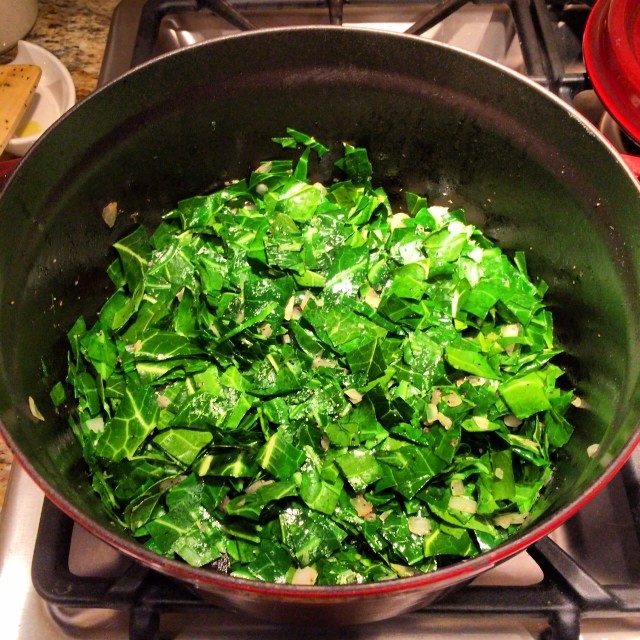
[6,41,76,157]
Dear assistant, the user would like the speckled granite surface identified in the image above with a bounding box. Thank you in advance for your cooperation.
[0,0,119,509]
[1,0,119,99]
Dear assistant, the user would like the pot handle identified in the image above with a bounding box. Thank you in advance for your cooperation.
[621,153,640,179]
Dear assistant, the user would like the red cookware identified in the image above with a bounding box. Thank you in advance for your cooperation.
[1,27,640,625]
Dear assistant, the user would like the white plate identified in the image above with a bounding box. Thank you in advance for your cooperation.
[6,40,76,157]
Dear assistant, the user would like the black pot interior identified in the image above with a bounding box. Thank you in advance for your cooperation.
[1,27,640,595]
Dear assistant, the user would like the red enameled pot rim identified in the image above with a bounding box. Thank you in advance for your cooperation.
[4,423,640,599]
[0,158,21,192]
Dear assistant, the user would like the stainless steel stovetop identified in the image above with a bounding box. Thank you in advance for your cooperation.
[3,456,640,639]
[99,0,531,85]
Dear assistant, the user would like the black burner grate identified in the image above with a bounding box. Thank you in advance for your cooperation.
[116,0,592,102]
[31,466,640,640]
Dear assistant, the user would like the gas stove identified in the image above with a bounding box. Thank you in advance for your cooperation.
[99,0,590,99]
[2,2,640,639]
[3,447,640,639]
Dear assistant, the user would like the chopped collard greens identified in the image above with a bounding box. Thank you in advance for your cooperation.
[54,129,576,585]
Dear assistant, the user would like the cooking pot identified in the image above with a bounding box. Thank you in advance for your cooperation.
[1,27,640,625]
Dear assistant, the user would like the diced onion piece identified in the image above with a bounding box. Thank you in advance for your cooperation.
[291,566,318,586]
[313,356,335,369]
[345,388,363,404]
[408,516,432,536]
[472,415,491,431]
[587,443,600,458]
[259,324,273,339]
[101,201,119,228]
[428,205,450,217]
[299,290,312,310]
[425,403,439,424]
[503,414,522,428]
[85,417,105,433]
[364,288,381,309]
[437,412,452,430]
[430,389,442,405]
[254,161,272,174]
[379,510,392,522]
[500,324,521,354]
[320,435,330,452]
[501,323,520,338]
[468,376,486,387]
[312,182,327,196]
[351,494,374,519]
[571,396,583,408]
[494,467,504,480]
[443,392,463,407]
[283,296,296,321]
[450,478,465,496]
[156,394,171,409]
[125,339,143,353]
[448,220,467,235]
[389,212,410,231]
[390,563,417,578]
[28,396,45,421]
[448,495,478,514]
[255,183,268,195]
[494,514,512,529]
[494,511,529,529]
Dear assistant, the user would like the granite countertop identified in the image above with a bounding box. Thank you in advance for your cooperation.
[0,0,120,509]
[2,0,120,100]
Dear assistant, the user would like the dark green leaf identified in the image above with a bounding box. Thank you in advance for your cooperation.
[95,386,159,462]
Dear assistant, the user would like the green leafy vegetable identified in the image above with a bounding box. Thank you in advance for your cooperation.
[52,132,577,586]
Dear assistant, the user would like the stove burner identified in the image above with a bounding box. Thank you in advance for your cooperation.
[20,2,640,639]
[30,477,640,640]
[100,0,590,104]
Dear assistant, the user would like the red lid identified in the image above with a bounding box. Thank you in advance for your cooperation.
[584,0,640,145]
